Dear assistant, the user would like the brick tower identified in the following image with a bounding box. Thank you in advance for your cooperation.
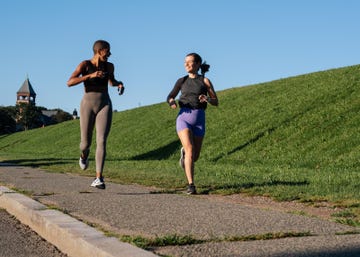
[16,77,36,105]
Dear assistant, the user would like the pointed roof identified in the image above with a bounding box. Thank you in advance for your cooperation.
[17,78,36,96]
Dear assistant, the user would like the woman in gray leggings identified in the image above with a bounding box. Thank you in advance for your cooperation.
[67,40,124,189]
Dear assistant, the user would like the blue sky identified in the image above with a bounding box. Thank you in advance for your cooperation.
[1,0,359,113]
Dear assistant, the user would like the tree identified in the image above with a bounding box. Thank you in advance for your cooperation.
[15,103,42,130]
[0,107,16,134]
[52,109,73,123]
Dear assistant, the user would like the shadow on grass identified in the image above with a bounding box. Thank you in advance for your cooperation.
[146,180,310,196]
[199,180,309,195]
[212,105,319,162]
[129,140,181,160]
[212,127,276,162]
[0,158,76,168]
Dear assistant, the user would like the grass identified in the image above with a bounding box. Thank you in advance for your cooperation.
[121,234,205,249]
[120,231,313,249]
[1,64,360,225]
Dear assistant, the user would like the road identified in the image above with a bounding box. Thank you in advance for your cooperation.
[0,208,68,257]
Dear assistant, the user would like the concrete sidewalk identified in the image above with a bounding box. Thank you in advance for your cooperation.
[0,164,359,257]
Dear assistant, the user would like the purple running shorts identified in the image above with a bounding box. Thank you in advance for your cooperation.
[176,108,206,137]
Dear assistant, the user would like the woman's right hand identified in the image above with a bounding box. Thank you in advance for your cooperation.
[91,71,107,79]
[169,98,177,109]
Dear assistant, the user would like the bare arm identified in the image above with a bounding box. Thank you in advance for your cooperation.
[67,61,91,87]
[107,63,123,87]
[106,62,124,95]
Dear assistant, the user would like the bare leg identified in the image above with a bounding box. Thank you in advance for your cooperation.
[193,135,204,162]
[177,129,194,184]
[177,129,204,185]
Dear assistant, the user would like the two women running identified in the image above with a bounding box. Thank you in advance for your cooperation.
[68,42,218,193]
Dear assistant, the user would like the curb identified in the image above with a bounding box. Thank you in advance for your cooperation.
[0,186,157,257]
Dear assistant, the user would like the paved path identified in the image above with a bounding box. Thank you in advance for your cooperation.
[0,164,359,257]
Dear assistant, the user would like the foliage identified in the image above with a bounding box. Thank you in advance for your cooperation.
[0,107,16,134]
[15,103,42,130]
[0,105,73,133]
[52,109,73,123]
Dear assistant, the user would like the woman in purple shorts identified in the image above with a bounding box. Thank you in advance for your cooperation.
[167,53,219,194]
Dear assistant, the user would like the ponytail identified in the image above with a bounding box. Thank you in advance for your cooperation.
[200,62,210,76]
[186,52,210,76]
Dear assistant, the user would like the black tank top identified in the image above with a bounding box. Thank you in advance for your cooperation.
[83,60,109,93]
[179,76,208,109]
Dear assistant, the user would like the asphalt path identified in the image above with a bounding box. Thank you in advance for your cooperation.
[0,208,67,257]
[1,164,360,257]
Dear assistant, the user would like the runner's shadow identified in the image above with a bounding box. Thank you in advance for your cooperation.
[285,248,360,257]
[129,140,180,160]
[199,180,309,195]
[116,192,151,195]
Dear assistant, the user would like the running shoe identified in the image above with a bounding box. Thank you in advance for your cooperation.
[79,157,89,170]
[187,183,197,195]
[91,177,106,189]
[179,147,185,169]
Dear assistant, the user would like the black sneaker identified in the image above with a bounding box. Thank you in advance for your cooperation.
[187,184,197,195]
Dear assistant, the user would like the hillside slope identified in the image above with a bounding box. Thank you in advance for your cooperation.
[1,65,360,201]
[206,65,360,170]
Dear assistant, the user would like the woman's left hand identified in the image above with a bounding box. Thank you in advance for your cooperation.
[118,84,125,95]
[199,94,208,103]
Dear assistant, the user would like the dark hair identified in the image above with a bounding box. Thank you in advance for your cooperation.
[186,52,210,76]
[93,40,110,54]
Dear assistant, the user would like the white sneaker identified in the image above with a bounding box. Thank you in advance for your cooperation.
[91,177,105,189]
[179,147,185,169]
[79,157,89,170]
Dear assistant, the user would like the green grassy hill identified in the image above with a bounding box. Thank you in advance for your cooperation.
[1,65,360,211]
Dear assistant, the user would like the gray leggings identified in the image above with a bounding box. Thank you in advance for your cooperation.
[80,92,112,174]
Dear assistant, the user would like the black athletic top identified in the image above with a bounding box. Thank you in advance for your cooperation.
[167,75,208,109]
[82,60,109,93]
